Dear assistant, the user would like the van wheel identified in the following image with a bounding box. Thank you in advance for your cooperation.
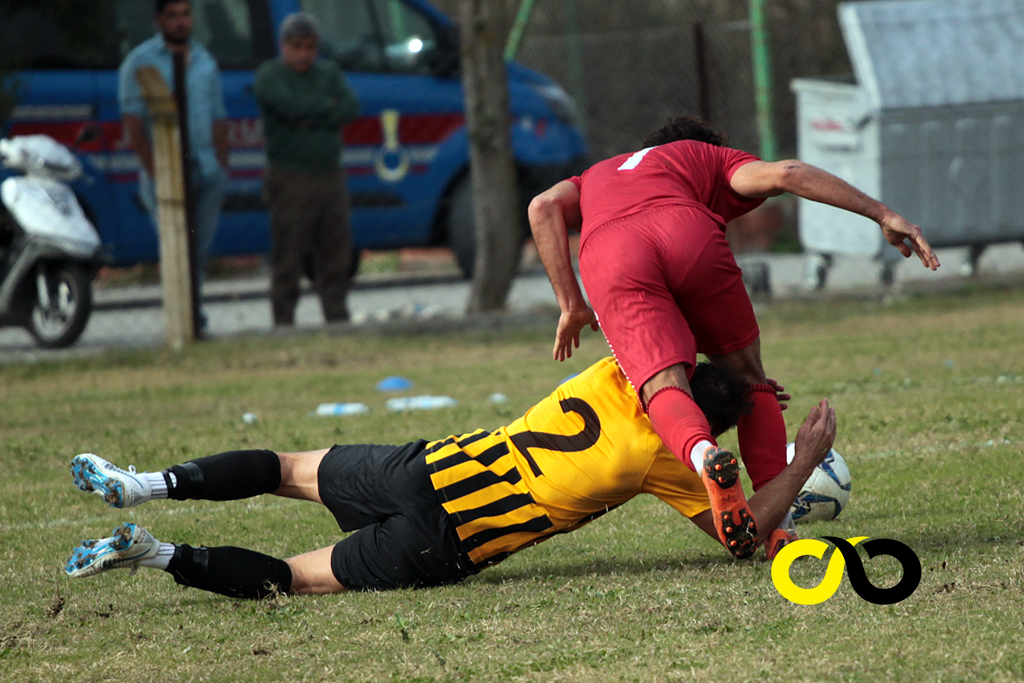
[447,177,476,279]
[26,262,92,348]
[446,177,526,280]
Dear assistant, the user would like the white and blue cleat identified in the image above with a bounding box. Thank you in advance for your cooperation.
[70,453,151,508]
[65,523,159,578]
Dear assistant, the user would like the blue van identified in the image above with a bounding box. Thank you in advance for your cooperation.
[0,0,588,277]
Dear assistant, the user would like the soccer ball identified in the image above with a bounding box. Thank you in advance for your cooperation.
[784,443,852,523]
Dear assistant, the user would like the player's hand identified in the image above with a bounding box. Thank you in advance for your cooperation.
[793,398,836,467]
[878,211,940,271]
[553,308,599,361]
[765,377,790,411]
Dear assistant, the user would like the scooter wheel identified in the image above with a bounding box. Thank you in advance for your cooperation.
[26,262,93,348]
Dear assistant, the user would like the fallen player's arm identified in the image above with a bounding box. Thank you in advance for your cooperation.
[728,160,939,271]
[689,398,837,547]
[528,181,598,361]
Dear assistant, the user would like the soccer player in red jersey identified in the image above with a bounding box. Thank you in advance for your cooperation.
[529,116,940,559]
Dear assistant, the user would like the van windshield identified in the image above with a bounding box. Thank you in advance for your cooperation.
[301,0,441,74]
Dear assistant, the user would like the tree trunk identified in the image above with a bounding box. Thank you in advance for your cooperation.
[460,0,522,313]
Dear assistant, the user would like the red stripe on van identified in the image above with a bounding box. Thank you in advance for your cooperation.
[12,113,464,151]
[343,113,464,146]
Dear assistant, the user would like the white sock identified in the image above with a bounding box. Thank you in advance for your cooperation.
[689,440,715,472]
[137,543,176,570]
[778,510,795,532]
[141,472,174,499]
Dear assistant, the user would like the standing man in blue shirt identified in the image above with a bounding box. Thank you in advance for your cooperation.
[118,0,229,326]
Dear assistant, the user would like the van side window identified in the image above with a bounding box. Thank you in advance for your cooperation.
[302,0,440,75]
[115,0,262,70]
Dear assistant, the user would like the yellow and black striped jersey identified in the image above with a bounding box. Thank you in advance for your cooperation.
[424,356,710,567]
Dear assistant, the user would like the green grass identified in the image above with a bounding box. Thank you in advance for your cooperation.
[1,286,1023,682]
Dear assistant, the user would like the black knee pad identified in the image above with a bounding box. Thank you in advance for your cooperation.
[168,449,281,500]
[169,545,292,600]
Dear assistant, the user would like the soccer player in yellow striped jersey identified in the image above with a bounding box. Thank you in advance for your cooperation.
[427,357,728,568]
[65,358,837,599]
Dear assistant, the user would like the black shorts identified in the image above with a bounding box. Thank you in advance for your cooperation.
[318,440,475,591]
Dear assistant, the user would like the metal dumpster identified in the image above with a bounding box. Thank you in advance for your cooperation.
[791,0,1024,288]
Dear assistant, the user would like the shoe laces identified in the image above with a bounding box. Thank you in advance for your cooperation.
[109,462,138,477]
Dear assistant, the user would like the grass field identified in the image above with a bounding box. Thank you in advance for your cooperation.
[1,285,1022,682]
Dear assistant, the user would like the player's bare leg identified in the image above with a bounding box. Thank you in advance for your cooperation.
[642,364,758,558]
[286,545,346,594]
[274,449,329,503]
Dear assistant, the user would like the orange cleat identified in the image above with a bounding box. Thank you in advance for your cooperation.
[701,446,759,559]
[765,526,799,562]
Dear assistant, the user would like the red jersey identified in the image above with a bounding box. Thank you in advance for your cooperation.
[568,140,765,247]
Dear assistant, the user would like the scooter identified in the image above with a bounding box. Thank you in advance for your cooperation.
[0,132,103,348]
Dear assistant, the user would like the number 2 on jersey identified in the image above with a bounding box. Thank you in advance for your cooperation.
[509,398,602,477]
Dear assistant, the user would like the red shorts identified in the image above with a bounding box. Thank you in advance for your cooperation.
[579,205,759,392]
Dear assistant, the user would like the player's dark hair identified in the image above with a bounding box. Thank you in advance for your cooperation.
[690,362,753,436]
[642,116,726,148]
[156,0,189,15]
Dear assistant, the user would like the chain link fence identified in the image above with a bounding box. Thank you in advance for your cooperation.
[476,0,852,160]
[518,20,759,159]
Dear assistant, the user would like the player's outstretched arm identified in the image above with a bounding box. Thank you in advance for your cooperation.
[747,398,836,540]
[691,399,837,546]
[729,160,940,271]
[528,181,599,361]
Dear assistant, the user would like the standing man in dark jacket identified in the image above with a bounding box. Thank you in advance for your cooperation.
[254,12,360,326]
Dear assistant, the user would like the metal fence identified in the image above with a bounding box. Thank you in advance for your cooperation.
[517,20,759,159]
[487,0,852,160]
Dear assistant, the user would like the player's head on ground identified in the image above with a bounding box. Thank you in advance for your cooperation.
[642,116,726,148]
[689,361,753,437]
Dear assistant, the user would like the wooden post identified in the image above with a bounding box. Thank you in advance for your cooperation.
[135,65,195,349]
[171,52,202,340]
